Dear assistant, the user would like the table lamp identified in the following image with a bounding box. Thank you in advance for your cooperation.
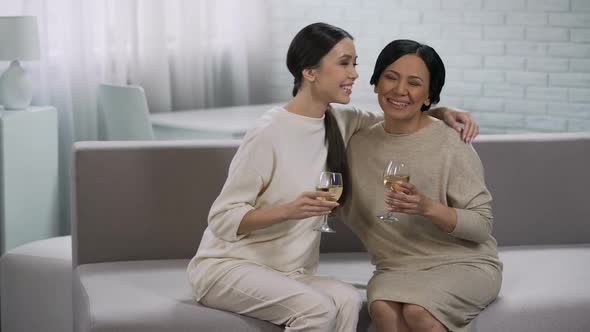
[0,16,41,110]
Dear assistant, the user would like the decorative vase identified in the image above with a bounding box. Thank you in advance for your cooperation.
[0,60,33,110]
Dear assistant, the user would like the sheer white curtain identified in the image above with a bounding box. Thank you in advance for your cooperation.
[0,0,271,232]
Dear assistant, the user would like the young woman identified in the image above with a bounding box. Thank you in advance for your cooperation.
[187,23,477,332]
[344,40,502,332]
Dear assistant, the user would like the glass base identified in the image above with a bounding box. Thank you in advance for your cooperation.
[315,222,336,233]
[377,213,399,223]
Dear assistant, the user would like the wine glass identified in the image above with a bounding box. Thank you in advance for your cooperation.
[314,171,343,233]
[377,160,409,222]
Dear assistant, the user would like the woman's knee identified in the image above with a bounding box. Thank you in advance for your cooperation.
[332,282,363,312]
[402,304,438,328]
[370,300,403,323]
[293,291,338,329]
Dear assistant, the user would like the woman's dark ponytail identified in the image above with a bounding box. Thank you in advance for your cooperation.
[324,110,349,205]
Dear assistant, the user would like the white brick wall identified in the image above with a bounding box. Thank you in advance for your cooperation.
[442,0,483,10]
[485,84,526,98]
[527,87,568,101]
[527,57,569,72]
[506,13,547,25]
[526,115,568,131]
[526,0,570,12]
[526,27,568,42]
[573,0,590,12]
[570,59,590,72]
[571,29,590,42]
[485,56,525,69]
[570,88,590,102]
[484,0,526,11]
[485,26,525,40]
[506,72,548,85]
[267,0,590,133]
[568,118,590,131]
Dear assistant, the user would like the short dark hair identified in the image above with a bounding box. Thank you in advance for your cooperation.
[370,39,445,112]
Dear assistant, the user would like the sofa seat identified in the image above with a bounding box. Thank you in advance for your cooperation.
[473,244,590,332]
[319,246,590,332]
[72,245,590,332]
[74,259,282,332]
[73,255,374,332]
[4,235,588,332]
[5,239,590,332]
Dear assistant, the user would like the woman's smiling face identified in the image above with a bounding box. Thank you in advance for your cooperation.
[374,53,431,122]
[312,37,359,105]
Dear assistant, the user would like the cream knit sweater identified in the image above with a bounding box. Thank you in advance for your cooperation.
[188,105,381,300]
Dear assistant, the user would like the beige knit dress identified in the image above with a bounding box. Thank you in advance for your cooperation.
[344,118,502,332]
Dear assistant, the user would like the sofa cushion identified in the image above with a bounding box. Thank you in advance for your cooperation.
[74,259,282,332]
[318,245,590,332]
[74,257,376,332]
[316,252,373,289]
[73,245,590,332]
[473,244,590,332]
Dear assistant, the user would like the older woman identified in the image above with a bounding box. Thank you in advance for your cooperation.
[344,40,502,332]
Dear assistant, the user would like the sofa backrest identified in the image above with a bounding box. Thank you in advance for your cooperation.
[473,132,590,246]
[72,133,590,266]
[72,140,241,266]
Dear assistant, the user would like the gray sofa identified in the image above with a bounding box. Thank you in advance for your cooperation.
[2,133,590,332]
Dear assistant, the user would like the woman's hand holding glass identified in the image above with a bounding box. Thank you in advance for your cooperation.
[314,172,343,233]
[385,181,433,216]
[385,182,458,233]
[283,191,339,221]
[378,160,409,222]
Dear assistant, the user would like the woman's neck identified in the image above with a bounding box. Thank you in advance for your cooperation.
[383,113,432,135]
[284,91,329,118]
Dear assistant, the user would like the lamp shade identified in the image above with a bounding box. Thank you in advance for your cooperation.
[0,16,40,61]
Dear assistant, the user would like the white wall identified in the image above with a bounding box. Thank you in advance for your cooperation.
[268,0,590,133]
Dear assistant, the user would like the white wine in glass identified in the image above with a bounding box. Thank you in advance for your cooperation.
[377,160,409,222]
[314,171,343,233]
[316,186,343,202]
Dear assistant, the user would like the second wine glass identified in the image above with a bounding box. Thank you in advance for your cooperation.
[377,160,410,222]
[314,171,343,233]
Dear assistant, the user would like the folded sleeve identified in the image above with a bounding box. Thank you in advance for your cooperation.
[206,133,274,242]
[447,143,494,244]
[351,107,383,133]
[331,105,383,144]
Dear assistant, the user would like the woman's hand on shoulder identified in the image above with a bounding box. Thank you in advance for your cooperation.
[282,191,339,220]
[439,107,480,143]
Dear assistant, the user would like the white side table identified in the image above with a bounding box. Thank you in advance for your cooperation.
[0,106,59,254]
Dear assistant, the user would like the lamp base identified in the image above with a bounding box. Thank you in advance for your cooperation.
[0,60,33,110]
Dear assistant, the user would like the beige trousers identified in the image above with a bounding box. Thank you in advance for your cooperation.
[200,263,362,332]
